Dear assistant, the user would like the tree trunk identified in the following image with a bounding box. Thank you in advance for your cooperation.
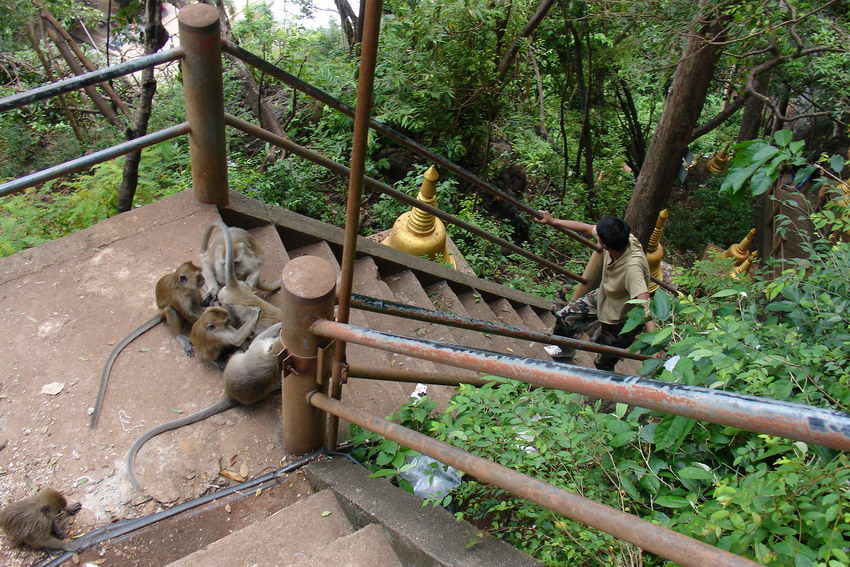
[495,0,555,82]
[117,0,167,212]
[43,23,122,127]
[624,15,727,245]
[26,23,84,142]
[737,76,766,142]
[215,1,289,146]
[334,0,358,50]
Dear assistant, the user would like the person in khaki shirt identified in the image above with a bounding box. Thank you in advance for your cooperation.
[536,212,657,371]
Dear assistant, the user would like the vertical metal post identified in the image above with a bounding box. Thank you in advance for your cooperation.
[178,4,228,206]
[328,0,383,449]
[279,256,336,454]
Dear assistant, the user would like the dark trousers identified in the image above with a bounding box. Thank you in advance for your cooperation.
[552,289,641,371]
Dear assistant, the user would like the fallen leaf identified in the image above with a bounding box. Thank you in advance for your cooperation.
[220,470,245,483]
[225,503,232,513]
[321,510,332,517]
[229,454,238,466]
[254,488,263,497]
[506,347,514,352]
[170,408,184,414]
[25,315,38,323]
[138,348,152,353]
[78,357,88,361]
[0,394,8,399]
[239,462,249,478]
[41,382,65,396]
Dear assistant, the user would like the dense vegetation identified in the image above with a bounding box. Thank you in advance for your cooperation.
[1,0,849,565]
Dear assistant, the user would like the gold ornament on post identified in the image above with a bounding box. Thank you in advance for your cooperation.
[646,209,668,293]
[731,251,758,278]
[723,228,756,265]
[706,145,731,174]
[383,165,456,267]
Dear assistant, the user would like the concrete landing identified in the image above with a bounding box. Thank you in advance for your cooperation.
[0,191,295,566]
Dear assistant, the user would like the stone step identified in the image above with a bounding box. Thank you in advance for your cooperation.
[295,523,403,567]
[383,269,478,381]
[458,291,522,355]
[249,223,289,309]
[306,457,544,567]
[287,239,340,269]
[165,490,354,567]
[488,298,548,359]
[516,304,549,334]
[424,280,493,352]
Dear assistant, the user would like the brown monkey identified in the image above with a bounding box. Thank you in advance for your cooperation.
[126,323,283,491]
[189,305,260,365]
[0,488,83,554]
[90,262,206,428]
[209,220,282,334]
[200,222,281,302]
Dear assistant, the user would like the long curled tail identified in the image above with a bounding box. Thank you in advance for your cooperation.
[126,397,237,491]
[90,315,163,429]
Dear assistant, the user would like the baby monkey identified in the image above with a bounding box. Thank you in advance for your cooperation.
[0,488,83,554]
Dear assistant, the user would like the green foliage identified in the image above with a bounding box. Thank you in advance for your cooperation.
[0,142,188,256]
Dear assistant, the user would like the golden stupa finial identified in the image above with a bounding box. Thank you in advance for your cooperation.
[383,166,456,267]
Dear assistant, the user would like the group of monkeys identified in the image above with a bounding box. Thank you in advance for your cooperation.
[0,221,287,556]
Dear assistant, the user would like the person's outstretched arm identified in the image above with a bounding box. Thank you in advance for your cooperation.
[535,210,595,236]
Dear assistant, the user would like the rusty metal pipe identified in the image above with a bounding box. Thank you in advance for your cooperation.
[222,114,585,284]
[308,392,760,567]
[328,0,384,450]
[0,48,183,113]
[0,123,190,197]
[311,320,850,451]
[346,364,497,388]
[178,4,228,206]
[350,293,648,360]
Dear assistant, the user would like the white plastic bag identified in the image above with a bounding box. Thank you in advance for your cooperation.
[399,455,461,499]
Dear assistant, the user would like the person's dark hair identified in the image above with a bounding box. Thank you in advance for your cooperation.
[596,216,631,251]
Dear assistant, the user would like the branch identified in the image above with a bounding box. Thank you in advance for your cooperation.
[495,0,555,82]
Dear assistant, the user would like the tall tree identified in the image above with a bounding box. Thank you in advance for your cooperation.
[117,0,167,212]
[624,11,728,245]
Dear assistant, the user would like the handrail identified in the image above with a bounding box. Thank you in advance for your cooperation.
[308,392,760,567]
[0,123,191,197]
[0,48,184,113]
[223,113,587,284]
[311,319,850,452]
[350,293,648,360]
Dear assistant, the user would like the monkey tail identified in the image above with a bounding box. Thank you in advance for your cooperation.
[126,397,238,491]
[255,278,282,293]
[90,315,163,429]
[200,221,219,255]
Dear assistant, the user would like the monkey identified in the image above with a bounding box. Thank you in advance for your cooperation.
[189,305,260,366]
[126,323,284,491]
[200,222,281,303]
[90,261,206,429]
[209,220,282,334]
[0,488,83,554]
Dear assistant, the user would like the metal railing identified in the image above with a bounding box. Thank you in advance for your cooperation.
[2,4,847,566]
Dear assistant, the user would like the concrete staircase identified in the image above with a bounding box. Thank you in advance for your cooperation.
[222,191,560,418]
[165,457,541,567]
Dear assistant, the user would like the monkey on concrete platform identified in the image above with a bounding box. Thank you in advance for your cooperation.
[0,488,83,554]
[90,261,206,428]
[207,220,282,335]
[190,305,260,366]
[200,222,281,303]
[126,323,284,492]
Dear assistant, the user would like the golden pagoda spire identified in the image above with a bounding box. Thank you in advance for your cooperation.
[646,209,668,293]
[383,166,456,267]
[723,228,756,265]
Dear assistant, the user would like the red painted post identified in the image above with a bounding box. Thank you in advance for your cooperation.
[177,4,228,205]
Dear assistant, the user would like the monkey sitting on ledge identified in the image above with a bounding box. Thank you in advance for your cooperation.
[0,488,83,554]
